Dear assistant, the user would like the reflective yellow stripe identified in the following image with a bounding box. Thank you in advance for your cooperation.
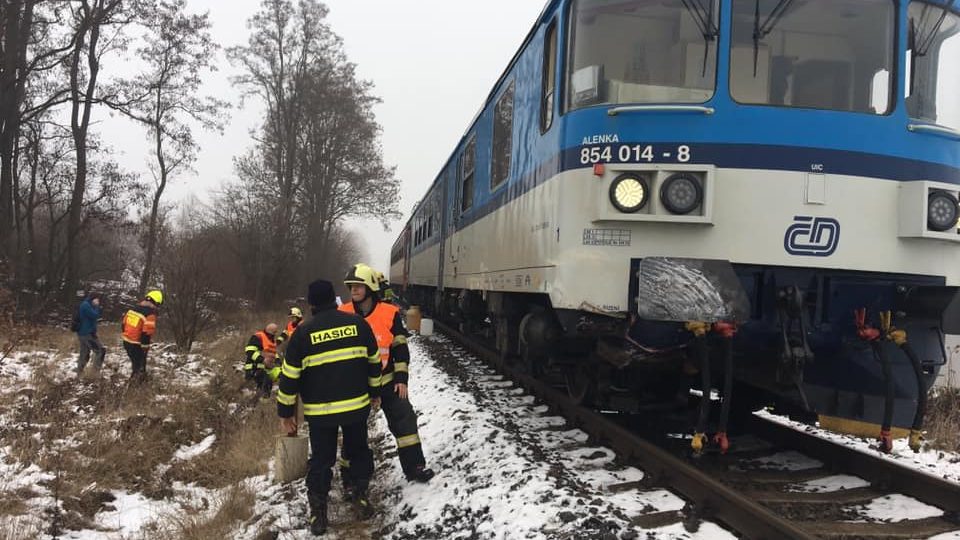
[251,351,262,361]
[267,366,281,382]
[394,362,408,373]
[277,390,297,406]
[381,372,394,385]
[368,354,380,364]
[282,361,302,379]
[338,457,351,468]
[302,394,370,416]
[368,376,382,387]
[302,347,369,368]
[243,363,254,370]
[392,335,407,346]
[244,346,259,352]
[396,434,420,448]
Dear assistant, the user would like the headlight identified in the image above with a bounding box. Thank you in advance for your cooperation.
[928,191,959,232]
[609,174,649,213]
[660,173,703,215]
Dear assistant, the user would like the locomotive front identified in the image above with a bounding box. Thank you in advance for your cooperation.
[554,0,960,449]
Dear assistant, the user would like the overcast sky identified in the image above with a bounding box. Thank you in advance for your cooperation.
[99,0,547,274]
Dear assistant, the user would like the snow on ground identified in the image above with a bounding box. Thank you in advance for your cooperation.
[371,334,735,539]
[756,409,960,483]
[7,327,960,539]
[173,434,216,461]
[787,474,870,493]
[851,494,944,523]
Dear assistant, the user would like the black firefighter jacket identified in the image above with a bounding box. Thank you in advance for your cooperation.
[277,307,382,427]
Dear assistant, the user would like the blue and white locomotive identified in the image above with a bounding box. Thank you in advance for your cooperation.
[391,0,960,452]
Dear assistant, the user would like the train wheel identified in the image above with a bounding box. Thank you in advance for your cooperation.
[564,363,596,406]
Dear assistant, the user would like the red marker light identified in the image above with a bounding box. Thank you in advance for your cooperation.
[593,163,605,176]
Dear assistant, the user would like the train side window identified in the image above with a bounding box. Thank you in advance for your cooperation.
[541,21,557,133]
[460,135,476,214]
[491,80,515,191]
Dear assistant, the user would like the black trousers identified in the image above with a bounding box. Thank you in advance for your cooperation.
[307,417,373,499]
[251,368,271,396]
[123,341,147,377]
[342,382,425,479]
[381,382,426,475]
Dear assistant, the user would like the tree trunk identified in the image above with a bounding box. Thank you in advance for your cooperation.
[139,96,168,296]
[0,1,35,263]
[64,3,100,300]
[24,135,38,287]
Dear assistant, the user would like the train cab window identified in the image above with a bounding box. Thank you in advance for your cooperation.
[491,80,515,191]
[729,0,895,114]
[566,0,718,110]
[907,2,960,131]
[541,21,558,132]
[459,135,476,214]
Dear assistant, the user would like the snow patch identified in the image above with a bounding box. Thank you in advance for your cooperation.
[173,434,217,461]
[788,474,870,493]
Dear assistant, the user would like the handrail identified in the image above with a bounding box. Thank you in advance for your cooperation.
[908,123,960,140]
[607,105,715,117]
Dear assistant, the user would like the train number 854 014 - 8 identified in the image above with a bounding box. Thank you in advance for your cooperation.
[579,144,691,165]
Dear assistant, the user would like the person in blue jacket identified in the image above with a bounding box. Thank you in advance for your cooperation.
[75,292,105,375]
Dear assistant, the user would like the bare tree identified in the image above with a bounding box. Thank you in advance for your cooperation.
[63,0,143,300]
[223,0,399,307]
[107,0,226,296]
[1,1,77,263]
[159,205,218,352]
[227,0,335,304]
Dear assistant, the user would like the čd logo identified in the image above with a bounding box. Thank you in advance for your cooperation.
[784,216,840,257]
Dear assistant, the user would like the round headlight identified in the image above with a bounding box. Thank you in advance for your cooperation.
[660,173,703,215]
[609,174,649,213]
[928,191,960,232]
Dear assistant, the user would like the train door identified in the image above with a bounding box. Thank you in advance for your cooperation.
[450,134,476,279]
[402,226,411,289]
[437,170,449,292]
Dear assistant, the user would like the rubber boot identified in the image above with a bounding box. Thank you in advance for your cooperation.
[351,490,375,520]
[406,465,435,483]
[307,492,328,536]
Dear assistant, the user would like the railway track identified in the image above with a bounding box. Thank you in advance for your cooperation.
[432,320,960,539]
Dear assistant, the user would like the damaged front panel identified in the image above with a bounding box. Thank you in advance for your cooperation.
[632,257,751,323]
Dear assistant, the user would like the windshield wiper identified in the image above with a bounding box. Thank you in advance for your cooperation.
[914,0,957,57]
[753,0,796,76]
[680,0,719,76]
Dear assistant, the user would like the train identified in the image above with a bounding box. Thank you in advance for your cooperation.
[390,0,960,453]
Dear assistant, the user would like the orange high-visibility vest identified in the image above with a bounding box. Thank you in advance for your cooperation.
[122,307,157,345]
[339,302,398,368]
[284,320,300,338]
[255,331,277,355]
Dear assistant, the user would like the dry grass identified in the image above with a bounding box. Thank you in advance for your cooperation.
[144,486,256,540]
[0,322,283,534]
[924,387,960,452]
[0,515,44,540]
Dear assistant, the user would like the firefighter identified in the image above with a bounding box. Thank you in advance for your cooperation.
[374,271,397,304]
[276,307,304,346]
[277,279,383,535]
[245,323,279,397]
[340,263,435,483]
[121,290,162,383]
